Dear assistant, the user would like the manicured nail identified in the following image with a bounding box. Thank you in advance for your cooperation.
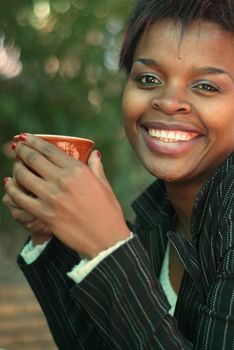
[96,150,101,159]
[11,142,17,151]
[19,133,27,141]
[3,177,8,186]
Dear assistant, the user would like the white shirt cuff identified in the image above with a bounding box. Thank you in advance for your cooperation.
[20,239,51,264]
[67,233,134,284]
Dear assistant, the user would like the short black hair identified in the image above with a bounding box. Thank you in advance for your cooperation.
[119,0,234,73]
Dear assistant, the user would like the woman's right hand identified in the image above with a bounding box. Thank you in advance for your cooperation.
[2,177,52,245]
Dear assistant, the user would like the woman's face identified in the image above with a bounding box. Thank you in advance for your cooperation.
[122,20,234,184]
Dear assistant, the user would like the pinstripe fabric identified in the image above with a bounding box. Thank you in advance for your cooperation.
[18,153,234,349]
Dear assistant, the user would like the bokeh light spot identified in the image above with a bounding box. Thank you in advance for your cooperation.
[44,56,60,75]
[106,17,123,34]
[0,35,23,80]
[71,0,87,10]
[59,55,80,79]
[52,0,71,13]
[86,30,104,46]
[88,89,104,107]
[33,0,51,19]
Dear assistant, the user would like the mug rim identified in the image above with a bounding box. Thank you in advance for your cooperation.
[14,134,94,144]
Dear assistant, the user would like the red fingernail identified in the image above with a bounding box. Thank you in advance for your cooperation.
[11,142,17,150]
[19,133,27,141]
[3,177,8,186]
[97,150,101,159]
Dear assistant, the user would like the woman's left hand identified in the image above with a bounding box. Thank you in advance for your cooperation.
[6,134,131,258]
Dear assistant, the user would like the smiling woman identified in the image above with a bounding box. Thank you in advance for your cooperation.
[122,20,234,185]
[2,0,234,349]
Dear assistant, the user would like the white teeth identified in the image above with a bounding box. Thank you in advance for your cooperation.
[161,130,167,138]
[148,129,198,142]
[168,131,176,139]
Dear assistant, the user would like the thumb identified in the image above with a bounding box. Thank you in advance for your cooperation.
[88,150,111,190]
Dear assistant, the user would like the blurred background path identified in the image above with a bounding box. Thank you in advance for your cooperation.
[0,230,56,350]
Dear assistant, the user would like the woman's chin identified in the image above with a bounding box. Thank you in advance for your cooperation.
[143,161,196,184]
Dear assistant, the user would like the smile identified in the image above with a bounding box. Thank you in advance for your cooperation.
[147,128,199,143]
[141,127,203,155]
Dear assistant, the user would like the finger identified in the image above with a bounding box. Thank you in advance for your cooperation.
[23,220,49,233]
[3,178,24,207]
[3,182,48,232]
[14,134,79,176]
[88,150,113,191]
[4,177,43,219]
[2,191,20,209]
[13,161,50,199]
[13,140,64,180]
[10,207,35,223]
[3,180,35,221]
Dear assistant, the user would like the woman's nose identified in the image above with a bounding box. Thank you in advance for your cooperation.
[151,88,192,115]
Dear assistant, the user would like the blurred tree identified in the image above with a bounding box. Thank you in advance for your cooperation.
[0,0,153,233]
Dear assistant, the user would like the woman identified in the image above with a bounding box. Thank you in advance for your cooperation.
[2,0,234,348]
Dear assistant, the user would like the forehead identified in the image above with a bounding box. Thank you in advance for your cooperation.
[133,20,234,68]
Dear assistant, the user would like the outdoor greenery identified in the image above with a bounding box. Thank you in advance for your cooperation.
[0,0,153,233]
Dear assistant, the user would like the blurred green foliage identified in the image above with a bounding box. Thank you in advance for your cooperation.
[0,0,153,233]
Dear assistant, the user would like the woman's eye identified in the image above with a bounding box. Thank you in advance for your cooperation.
[194,82,220,93]
[135,73,161,87]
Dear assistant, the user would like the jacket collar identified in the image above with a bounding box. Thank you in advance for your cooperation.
[132,153,234,233]
[131,179,174,229]
[191,152,234,238]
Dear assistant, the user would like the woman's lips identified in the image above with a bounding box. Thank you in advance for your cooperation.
[141,127,203,155]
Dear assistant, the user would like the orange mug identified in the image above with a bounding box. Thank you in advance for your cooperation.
[14,134,94,163]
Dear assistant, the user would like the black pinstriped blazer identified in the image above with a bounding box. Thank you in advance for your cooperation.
[18,153,234,349]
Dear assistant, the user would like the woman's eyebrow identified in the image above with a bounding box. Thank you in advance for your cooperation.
[192,66,234,83]
[134,58,161,67]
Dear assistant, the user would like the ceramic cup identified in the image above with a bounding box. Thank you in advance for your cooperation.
[15,134,94,163]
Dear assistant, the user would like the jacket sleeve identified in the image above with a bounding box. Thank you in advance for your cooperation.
[196,249,234,350]
[195,194,234,350]
[71,235,192,350]
[17,237,105,350]
[18,233,192,349]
